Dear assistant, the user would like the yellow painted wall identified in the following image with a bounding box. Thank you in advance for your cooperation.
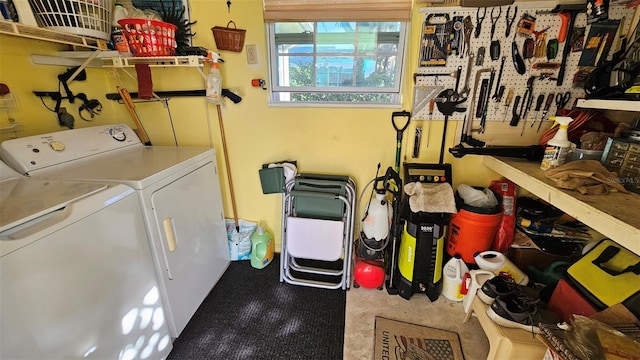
[0,0,502,249]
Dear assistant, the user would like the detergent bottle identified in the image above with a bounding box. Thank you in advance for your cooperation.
[250,225,274,269]
[205,51,223,105]
[540,116,574,171]
[442,254,469,301]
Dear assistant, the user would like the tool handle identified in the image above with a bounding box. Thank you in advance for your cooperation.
[475,79,489,118]
[495,85,505,102]
[511,42,526,75]
[492,57,506,99]
[509,95,522,126]
[556,11,578,85]
[504,88,514,106]
[392,111,411,138]
[544,92,555,110]
[118,87,151,145]
[534,94,545,111]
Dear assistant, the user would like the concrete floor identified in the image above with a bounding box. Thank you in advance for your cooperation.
[343,286,490,360]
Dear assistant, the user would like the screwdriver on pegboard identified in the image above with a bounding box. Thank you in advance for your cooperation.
[502,89,514,122]
[426,98,435,147]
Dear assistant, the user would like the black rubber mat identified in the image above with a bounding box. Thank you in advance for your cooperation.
[168,254,346,360]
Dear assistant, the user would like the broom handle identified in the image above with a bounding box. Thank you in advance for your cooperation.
[216,104,240,232]
[118,87,152,145]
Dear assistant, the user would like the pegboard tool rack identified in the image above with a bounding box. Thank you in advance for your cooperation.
[414,1,636,136]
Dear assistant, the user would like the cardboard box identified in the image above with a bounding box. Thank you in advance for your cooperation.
[508,229,581,280]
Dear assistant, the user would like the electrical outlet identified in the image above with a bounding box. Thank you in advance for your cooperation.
[246,44,258,65]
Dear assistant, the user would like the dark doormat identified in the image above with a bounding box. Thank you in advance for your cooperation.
[374,316,465,360]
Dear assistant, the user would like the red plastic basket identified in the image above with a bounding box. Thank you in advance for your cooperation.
[118,18,177,57]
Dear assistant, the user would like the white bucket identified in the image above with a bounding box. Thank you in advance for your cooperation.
[474,251,529,285]
[442,255,469,301]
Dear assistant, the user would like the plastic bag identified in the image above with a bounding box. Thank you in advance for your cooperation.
[564,315,640,360]
[490,179,517,252]
[457,184,498,209]
[226,219,257,261]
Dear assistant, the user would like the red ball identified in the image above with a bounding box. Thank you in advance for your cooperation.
[353,260,385,289]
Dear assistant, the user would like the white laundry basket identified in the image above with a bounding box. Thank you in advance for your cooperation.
[28,0,113,40]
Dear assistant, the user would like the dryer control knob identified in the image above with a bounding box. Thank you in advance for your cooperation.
[49,141,65,151]
[109,128,127,141]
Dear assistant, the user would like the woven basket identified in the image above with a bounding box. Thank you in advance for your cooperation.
[211,21,246,52]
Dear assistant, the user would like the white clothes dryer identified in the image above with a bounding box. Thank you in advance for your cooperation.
[0,123,230,338]
[0,161,172,359]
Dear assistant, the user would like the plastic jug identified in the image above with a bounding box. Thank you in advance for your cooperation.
[250,226,274,269]
[474,251,529,285]
[442,255,469,302]
[362,192,391,241]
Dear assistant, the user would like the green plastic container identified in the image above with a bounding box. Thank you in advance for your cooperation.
[250,226,274,269]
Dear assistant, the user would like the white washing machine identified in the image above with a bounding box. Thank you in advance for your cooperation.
[0,123,230,338]
[0,161,172,359]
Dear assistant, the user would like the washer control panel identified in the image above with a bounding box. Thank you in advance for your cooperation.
[0,123,141,175]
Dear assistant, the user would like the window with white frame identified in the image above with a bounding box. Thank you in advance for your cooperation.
[267,21,407,105]
[262,0,411,107]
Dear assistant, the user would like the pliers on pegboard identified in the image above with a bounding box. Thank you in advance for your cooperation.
[474,7,486,38]
[505,6,517,38]
[490,6,502,41]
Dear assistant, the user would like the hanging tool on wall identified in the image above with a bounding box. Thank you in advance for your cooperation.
[435,89,466,164]
[427,98,436,147]
[468,67,492,129]
[475,7,486,38]
[450,16,464,56]
[479,68,497,133]
[489,6,502,60]
[491,57,506,100]
[459,114,485,148]
[502,88,514,122]
[476,46,486,66]
[555,91,571,112]
[550,4,585,85]
[489,6,501,41]
[413,127,422,158]
[523,38,535,61]
[118,86,152,145]
[461,16,474,58]
[33,67,103,129]
[537,93,556,132]
[505,5,517,38]
[475,78,490,119]
[530,94,545,129]
[509,95,524,127]
[512,41,526,75]
[533,27,550,58]
[419,14,451,66]
[413,71,459,86]
[521,76,535,123]
[493,85,505,113]
[459,53,474,98]
[392,111,411,172]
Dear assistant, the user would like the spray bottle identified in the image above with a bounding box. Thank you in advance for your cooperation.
[205,51,224,105]
[540,116,574,171]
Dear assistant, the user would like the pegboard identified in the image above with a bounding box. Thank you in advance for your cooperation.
[413,2,636,135]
